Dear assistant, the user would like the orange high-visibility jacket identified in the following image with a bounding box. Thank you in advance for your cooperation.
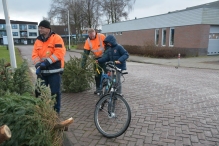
[84,33,106,58]
[32,32,66,74]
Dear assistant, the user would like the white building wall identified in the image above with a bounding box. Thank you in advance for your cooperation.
[202,8,219,24]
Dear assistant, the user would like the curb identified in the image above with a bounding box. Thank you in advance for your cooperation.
[63,133,74,146]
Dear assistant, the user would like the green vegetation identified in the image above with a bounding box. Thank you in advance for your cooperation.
[0,91,62,146]
[0,59,63,146]
[123,41,210,58]
[0,45,23,67]
[62,54,96,92]
[0,59,32,96]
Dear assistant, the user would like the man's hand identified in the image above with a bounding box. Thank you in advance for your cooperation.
[36,67,41,75]
[95,60,98,64]
[40,60,49,69]
[115,61,121,64]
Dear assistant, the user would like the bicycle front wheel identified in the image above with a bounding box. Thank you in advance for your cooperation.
[101,78,109,96]
[94,94,131,138]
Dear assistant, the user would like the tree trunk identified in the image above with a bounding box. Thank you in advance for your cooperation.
[0,125,11,144]
[54,117,74,131]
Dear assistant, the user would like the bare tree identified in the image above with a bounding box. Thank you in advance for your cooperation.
[101,0,136,24]
[46,0,102,28]
[45,0,136,33]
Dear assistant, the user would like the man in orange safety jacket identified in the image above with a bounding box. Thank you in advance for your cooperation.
[81,28,106,94]
[32,20,66,114]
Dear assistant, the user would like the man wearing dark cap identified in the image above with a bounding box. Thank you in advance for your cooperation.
[32,20,66,114]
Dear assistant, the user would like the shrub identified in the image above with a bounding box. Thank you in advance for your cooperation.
[123,42,189,58]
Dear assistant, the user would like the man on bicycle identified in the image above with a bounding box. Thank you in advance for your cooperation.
[96,35,129,94]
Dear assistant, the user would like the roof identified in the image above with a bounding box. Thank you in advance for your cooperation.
[0,19,37,25]
[168,0,219,14]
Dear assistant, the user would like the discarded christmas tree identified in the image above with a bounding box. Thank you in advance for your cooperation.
[62,54,97,92]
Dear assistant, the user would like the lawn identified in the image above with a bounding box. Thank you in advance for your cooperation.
[0,45,23,67]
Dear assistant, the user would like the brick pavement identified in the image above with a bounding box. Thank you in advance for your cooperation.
[61,62,219,146]
[16,46,219,146]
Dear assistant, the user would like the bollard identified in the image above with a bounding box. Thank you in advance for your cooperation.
[175,53,180,69]
[178,53,180,67]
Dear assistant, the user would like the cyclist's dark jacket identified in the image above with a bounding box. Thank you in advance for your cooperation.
[98,35,129,70]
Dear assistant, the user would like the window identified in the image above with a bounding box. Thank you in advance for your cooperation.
[29,32,37,36]
[169,28,175,46]
[11,24,18,29]
[19,24,27,31]
[12,32,18,36]
[0,24,6,30]
[14,39,19,44]
[162,29,166,46]
[0,31,6,37]
[28,25,37,29]
[209,33,219,39]
[155,29,159,46]
[20,32,27,37]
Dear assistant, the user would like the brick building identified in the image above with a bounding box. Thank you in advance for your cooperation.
[102,1,219,56]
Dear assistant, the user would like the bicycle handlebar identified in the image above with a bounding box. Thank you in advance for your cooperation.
[105,61,128,75]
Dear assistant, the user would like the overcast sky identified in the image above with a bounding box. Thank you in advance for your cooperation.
[0,0,217,25]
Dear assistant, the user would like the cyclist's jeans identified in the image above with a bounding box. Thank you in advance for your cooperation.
[116,70,122,94]
[35,73,62,113]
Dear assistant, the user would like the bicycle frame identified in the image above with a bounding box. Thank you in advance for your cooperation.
[99,62,127,116]
[99,64,118,97]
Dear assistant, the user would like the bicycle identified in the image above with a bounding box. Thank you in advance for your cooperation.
[94,61,131,138]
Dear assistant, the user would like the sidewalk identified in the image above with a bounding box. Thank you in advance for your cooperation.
[70,49,219,70]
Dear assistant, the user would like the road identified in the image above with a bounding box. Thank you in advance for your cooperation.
[17,45,219,146]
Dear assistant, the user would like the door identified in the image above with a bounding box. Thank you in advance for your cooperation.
[208,26,219,55]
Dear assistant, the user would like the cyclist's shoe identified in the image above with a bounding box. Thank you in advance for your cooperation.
[94,90,98,94]
[94,89,101,95]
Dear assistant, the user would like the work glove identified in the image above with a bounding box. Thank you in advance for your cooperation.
[40,60,50,70]
[36,67,41,75]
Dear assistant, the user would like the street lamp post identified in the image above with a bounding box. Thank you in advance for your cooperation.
[67,10,70,50]
[2,0,17,69]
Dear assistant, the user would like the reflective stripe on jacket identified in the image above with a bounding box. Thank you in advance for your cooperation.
[84,33,105,58]
[32,32,66,75]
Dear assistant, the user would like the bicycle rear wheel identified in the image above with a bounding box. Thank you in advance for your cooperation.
[94,94,131,138]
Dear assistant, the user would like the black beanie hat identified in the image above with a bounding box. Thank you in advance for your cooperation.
[38,20,51,29]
